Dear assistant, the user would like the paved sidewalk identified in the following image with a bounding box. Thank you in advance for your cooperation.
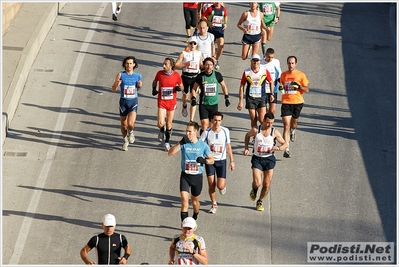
[2,2,66,145]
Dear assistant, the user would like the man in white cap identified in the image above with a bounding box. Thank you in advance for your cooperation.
[80,214,132,265]
[168,217,208,265]
[237,54,273,135]
[175,36,203,119]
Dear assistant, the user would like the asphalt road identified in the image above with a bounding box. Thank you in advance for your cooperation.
[2,2,396,265]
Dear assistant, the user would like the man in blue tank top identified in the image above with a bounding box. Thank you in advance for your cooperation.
[111,56,143,151]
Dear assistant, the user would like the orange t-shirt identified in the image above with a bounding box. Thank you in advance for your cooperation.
[280,69,309,104]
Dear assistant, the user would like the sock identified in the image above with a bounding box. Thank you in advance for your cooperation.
[253,187,258,196]
[261,43,266,55]
[192,212,199,220]
[183,104,187,109]
[159,126,165,133]
[181,211,189,222]
[165,128,172,142]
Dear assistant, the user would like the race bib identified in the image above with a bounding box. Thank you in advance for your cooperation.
[212,15,223,27]
[161,87,173,100]
[257,143,273,156]
[262,4,273,15]
[185,160,199,175]
[204,83,216,96]
[123,85,136,98]
[285,82,297,94]
[247,24,260,34]
[249,85,262,98]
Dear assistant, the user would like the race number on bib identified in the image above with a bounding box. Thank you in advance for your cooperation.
[161,87,174,100]
[124,85,136,98]
[257,144,273,156]
[185,160,199,175]
[249,85,262,98]
[212,15,223,27]
[204,83,216,96]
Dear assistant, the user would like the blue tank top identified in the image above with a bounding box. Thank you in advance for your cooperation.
[119,71,142,99]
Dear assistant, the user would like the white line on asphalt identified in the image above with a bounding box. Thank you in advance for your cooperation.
[8,3,107,264]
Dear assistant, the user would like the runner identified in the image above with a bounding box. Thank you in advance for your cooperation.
[152,58,184,151]
[175,36,203,119]
[200,111,234,214]
[111,56,142,151]
[259,2,281,56]
[243,112,287,211]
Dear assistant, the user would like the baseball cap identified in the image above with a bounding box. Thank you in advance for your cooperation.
[251,54,261,61]
[188,36,197,44]
[182,217,197,229]
[102,214,116,227]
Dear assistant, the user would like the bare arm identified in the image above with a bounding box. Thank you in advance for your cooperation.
[194,248,209,265]
[226,143,235,171]
[80,244,95,265]
[273,129,288,151]
[237,12,248,33]
[168,243,176,265]
[237,84,245,111]
[118,244,132,264]
[168,142,181,157]
[111,73,122,92]
[243,128,257,155]
[220,80,228,96]
[300,85,309,93]
[175,52,186,70]
[205,153,214,165]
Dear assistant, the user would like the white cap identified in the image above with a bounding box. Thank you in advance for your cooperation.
[102,214,116,227]
[182,217,197,229]
[188,36,197,44]
[251,54,261,61]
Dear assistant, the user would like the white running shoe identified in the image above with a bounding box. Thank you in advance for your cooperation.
[164,142,171,152]
[219,187,226,195]
[121,138,129,151]
[215,61,220,70]
[128,130,135,144]
[208,203,218,214]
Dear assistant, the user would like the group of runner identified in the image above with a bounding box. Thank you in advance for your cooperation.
[107,2,310,265]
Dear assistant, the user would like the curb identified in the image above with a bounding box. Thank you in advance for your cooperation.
[2,3,66,145]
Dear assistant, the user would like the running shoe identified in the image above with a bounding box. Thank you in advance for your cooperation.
[158,130,164,142]
[256,200,264,211]
[128,130,135,144]
[208,203,218,214]
[283,150,291,158]
[121,138,129,151]
[186,36,190,43]
[112,14,117,21]
[290,130,296,142]
[250,189,256,201]
[219,187,226,195]
[182,107,188,117]
[164,142,171,152]
[215,61,220,70]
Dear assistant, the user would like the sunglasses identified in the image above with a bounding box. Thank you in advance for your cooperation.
[189,42,197,45]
